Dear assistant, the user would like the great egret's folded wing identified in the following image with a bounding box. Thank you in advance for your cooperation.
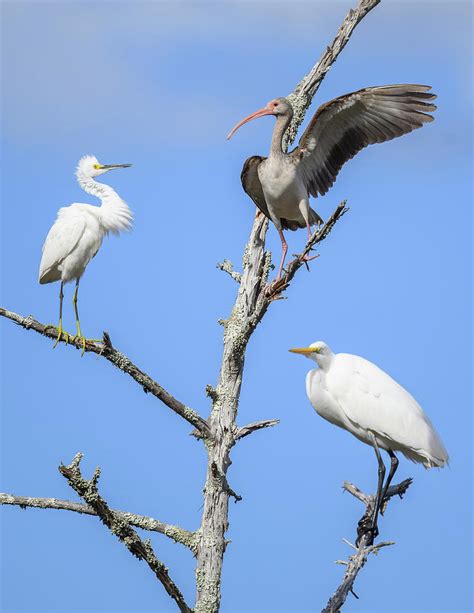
[332,353,448,467]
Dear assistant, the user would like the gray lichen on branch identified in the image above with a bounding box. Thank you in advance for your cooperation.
[59,453,193,613]
[0,492,198,551]
[0,306,210,438]
[1,1,384,611]
[322,478,412,612]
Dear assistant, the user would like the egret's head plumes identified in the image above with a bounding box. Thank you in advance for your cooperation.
[76,155,132,179]
[289,341,333,368]
[227,97,293,140]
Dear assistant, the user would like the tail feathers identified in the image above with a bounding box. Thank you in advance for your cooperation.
[309,207,324,226]
[281,207,324,231]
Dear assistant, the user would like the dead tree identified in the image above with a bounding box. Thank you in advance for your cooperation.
[0,1,412,610]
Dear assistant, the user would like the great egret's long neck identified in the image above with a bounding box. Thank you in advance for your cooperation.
[269,112,292,157]
[76,171,133,235]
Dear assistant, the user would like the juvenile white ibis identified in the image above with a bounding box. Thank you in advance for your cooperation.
[228,85,436,279]
[39,155,132,352]
[289,341,448,544]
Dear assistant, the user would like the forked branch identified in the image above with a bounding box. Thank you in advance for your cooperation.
[59,453,193,613]
[322,478,412,612]
[0,492,197,551]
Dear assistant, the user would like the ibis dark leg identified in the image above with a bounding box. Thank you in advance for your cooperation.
[276,229,288,280]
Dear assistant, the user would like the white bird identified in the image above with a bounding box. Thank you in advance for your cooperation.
[39,155,132,351]
[289,341,448,543]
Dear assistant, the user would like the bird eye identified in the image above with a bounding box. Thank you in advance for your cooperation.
[93,164,101,169]
[274,102,279,107]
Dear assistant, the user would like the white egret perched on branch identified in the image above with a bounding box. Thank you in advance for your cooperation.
[39,155,132,352]
[289,341,448,544]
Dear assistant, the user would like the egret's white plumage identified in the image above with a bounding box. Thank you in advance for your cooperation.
[39,155,132,348]
[290,341,448,467]
[290,341,448,543]
[39,155,132,285]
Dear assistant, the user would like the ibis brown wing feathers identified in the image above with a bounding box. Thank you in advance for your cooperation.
[294,84,436,198]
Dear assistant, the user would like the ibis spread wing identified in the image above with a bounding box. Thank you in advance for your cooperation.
[295,85,436,197]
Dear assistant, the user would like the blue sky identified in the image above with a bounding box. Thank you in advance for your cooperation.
[1,1,472,612]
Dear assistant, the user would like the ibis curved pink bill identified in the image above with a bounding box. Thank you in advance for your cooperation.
[228,85,437,279]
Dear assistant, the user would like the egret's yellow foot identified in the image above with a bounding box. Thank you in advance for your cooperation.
[71,334,103,356]
[51,321,70,349]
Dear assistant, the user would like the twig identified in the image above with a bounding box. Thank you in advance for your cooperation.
[0,307,210,438]
[216,259,242,283]
[59,454,193,613]
[0,492,197,552]
[322,479,412,612]
[235,419,280,440]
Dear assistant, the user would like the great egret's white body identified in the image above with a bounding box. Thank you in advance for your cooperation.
[290,341,448,542]
[39,155,132,349]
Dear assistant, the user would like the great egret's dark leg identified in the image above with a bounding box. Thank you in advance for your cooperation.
[357,432,386,546]
[379,450,399,513]
[53,281,68,348]
[370,434,386,541]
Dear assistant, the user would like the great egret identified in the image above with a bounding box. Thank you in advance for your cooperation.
[228,85,436,279]
[289,341,448,543]
[39,155,132,352]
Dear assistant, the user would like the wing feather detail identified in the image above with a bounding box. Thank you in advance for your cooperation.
[294,84,436,197]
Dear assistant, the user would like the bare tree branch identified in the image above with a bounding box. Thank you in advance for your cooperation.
[235,419,280,441]
[322,479,412,612]
[1,1,383,611]
[58,453,193,613]
[0,307,210,438]
[0,492,197,551]
[263,201,349,299]
[194,2,380,609]
[216,259,242,283]
[284,0,381,149]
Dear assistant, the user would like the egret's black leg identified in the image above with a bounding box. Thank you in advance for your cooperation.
[357,433,386,546]
[380,450,399,514]
[370,434,386,539]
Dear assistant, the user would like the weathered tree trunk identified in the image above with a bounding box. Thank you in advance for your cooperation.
[1,2,384,611]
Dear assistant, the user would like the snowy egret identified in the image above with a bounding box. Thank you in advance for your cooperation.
[228,85,436,279]
[39,155,132,351]
[289,341,448,543]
